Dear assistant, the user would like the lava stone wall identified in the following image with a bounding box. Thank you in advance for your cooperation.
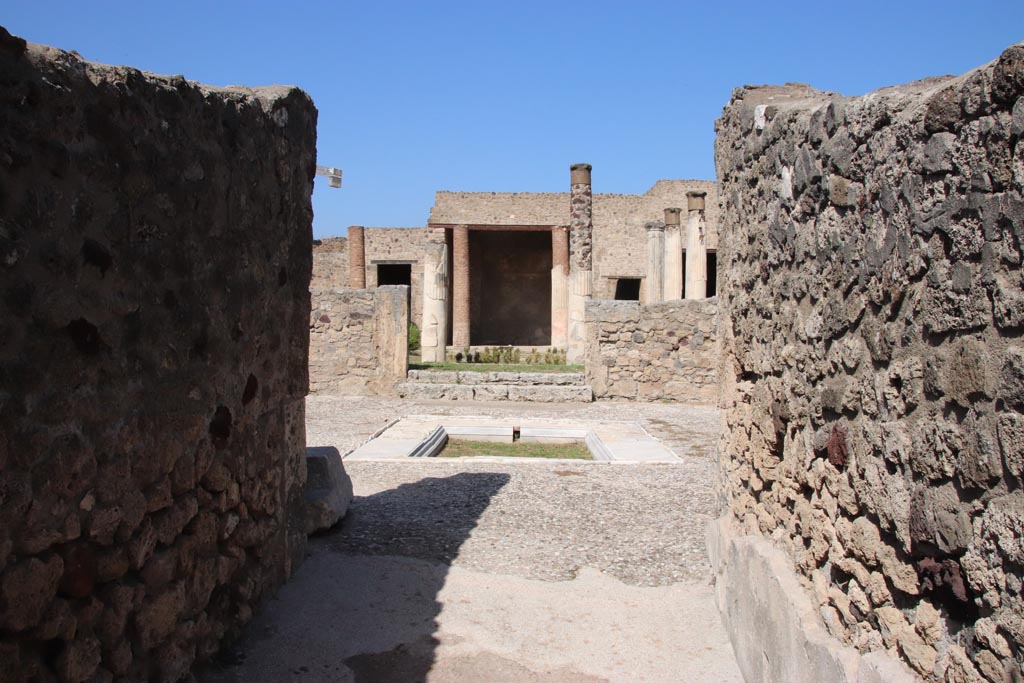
[311,237,348,291]
[0,30,315,682]
[715,44,1024,681]
[584,299,718,403]
[309,287,408,395]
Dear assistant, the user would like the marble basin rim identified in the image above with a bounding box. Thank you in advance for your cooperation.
[344,414,680,464]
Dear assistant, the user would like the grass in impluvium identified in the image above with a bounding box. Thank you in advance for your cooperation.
[411,362,583,373]
[440,438,593,460]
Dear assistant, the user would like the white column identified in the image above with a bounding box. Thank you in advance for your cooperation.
[685,191,707,300]
[645,221,665,304]
[420,235,448,362]
[663,208,683,301]
[551,226,570,349]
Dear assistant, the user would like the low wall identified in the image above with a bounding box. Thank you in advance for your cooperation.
[0,29,314,681]
[309,286,408,395]
[584,299,718,402]
[714,43,1024,682]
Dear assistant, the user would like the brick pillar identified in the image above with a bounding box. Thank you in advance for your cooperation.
[568,163,593,364]
[663,208,683,301]
[348,225,366,289]
[452,224,471,349]
[645,221,666,304]
[685,192,707,299]
[551,225,570,348]
[420,229,448,362]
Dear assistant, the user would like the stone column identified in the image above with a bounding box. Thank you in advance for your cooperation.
[348,225,366,289]
[663,208,683,301]
[645,221,666,304]
[420,230,448,362]
[551,226,570,348]
[568,163,593,364]
[452,224,471,349]
[685,191,707,299]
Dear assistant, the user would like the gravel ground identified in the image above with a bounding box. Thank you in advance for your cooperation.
[307,396,723,584]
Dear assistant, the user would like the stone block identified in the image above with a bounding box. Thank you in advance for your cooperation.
[304,447,354,534]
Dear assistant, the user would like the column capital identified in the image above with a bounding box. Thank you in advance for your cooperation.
[645,220,666,233]
[570,163,592,184]
[686,191,707,211]
[664,208,682,226]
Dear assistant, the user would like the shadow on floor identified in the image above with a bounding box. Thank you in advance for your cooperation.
[200,471,509,683]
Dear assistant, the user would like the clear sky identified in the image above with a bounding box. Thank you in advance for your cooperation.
[5,1,1022,238]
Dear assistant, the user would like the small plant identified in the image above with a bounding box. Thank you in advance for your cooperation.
[512,349,521,363]
[473,351,482,363]
[408,322,421,352]
[454,351,464,363]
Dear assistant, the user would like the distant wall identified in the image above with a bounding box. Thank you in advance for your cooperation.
[311,237,348,290]
[713,43,1024,682]
[584,299,718,402]
[309,287,408,395]
[0,29,314,682]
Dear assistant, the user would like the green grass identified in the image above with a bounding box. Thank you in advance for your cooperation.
[411,362,583,373]
[440,438,592,459]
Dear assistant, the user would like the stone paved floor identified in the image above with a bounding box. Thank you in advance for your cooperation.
[203,397,741,682]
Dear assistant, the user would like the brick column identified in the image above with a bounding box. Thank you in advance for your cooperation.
[348,225,366,289]
[568,163,593,364]
[452,224,471,349]
[420,229,448,362]
[663,208,683,301]
[685,192,707,299]
[645,221,666,304]
[551,226,570,349]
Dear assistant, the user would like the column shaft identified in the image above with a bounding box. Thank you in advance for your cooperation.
[452,224,471,349]
[551,226,570,349]
[568,164,593,364]
[663,208,683,301]
[420,232,448,362]
[348,225,366,289]
[645,221,666,304]
[685,192,707,299]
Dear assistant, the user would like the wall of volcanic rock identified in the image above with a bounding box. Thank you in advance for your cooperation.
[584,299,718,403]
[0,29,315,682]
[713,44,1024,682]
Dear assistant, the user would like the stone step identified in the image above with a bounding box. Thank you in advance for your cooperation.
[407,369,586,386]
[396,382,594,403]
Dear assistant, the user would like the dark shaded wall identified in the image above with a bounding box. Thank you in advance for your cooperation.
[715,43,1024,681]
[0,29,315,681]
[469,231,551,345]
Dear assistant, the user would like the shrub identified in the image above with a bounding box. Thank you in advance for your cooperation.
[454,351,464,363]
[408,322,421,352]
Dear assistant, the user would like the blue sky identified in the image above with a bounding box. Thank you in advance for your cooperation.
[5,2,1022,238]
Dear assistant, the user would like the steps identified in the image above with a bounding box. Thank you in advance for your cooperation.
[397,370,593,402]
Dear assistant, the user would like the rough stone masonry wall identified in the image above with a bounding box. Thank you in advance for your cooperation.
[309,287,408,395]
[0,30,315,682]
[311,237,348,290]
[584,299,718,403]
[714,44,1024,682]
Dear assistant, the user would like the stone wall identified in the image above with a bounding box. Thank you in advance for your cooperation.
[713,43,1024,682]
[309,287,408,395]
[364,227,432,325]
[584,299,718,403]
[311,237,348,290]
[0,29,315,682]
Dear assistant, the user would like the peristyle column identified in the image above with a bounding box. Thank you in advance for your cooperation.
[685,191,708,299]
[645,221,666,304]
[452,224,471,349]
[567,163,593,364]
[348,225,366,289]
[551,226,570,348]
[663,208,683,300]
[420,229,448,362]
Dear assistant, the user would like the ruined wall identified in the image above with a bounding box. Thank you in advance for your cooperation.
[364,227,432,325]
[311,237,348,290]
[713,43,1024,682]
[309,287,408,395]
[0,29,315,682]
[584,299,718,403]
